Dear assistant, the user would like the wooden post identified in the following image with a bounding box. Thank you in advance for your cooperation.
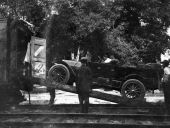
[28,92,31,105]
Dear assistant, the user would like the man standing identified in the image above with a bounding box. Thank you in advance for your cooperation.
[161,60,170,114]
[76,57,92,113]
[47,87,55,105]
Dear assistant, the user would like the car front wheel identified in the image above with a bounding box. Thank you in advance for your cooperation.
[48,64,70,84]
[121,79,146,100]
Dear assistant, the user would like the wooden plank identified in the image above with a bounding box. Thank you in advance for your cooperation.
[41,79,144,104]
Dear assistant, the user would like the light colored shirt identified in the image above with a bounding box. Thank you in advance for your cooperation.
[162,67,170,84]
[164,67,170,75]
[104,58,112,63]
[86,51,91,62]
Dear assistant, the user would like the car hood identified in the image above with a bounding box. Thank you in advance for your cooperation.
[63,60,82,68]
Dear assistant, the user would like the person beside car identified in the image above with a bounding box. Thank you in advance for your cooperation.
[47,87,56,105]
[76,57,92,113]
[47,57,61,106]
[161,60,170,114]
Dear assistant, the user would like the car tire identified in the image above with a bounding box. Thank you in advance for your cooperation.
[48,64,70,84]
[121,79,146,100]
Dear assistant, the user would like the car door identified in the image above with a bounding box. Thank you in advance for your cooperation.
[89,62,116,85]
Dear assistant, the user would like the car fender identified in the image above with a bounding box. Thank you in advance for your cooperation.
[124,74,144,83]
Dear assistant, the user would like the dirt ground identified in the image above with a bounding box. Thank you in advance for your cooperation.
[20,85,165,105]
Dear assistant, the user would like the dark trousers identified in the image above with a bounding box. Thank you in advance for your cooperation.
[78,92,89,113]
[47,88,55,104]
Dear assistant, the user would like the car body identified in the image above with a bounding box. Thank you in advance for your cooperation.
[48,59,163,100]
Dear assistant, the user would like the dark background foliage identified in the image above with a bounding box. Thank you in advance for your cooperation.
[1,0,170,65]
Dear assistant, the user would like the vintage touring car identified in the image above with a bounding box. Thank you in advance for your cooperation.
[48,59,162,100]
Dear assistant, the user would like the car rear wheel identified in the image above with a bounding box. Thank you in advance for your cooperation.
[121,79,146,100]
[48,64,70,84]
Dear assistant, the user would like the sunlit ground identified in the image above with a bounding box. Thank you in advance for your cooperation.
[20,86,164,105]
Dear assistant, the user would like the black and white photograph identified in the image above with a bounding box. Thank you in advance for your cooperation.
[0,0,170,127]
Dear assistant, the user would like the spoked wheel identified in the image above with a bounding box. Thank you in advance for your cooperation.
[48,64,70,84]
[121,79,146,100]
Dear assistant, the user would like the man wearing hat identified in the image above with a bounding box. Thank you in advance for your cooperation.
[76,57,92,113]
[161,60,170,114]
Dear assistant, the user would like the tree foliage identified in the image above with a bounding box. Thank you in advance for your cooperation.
[46,0,141,65]
[114,0,170,63]
[1,0,170,65]
[0,0,51,27]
